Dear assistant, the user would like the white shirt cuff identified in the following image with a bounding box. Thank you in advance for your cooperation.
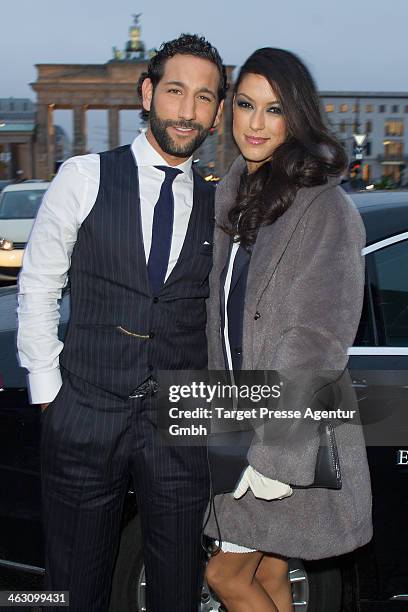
[27,368,63,405]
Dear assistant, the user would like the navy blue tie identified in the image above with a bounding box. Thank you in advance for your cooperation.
[148,165,182,294]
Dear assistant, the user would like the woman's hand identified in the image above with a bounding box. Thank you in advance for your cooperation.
[233,466,293,501]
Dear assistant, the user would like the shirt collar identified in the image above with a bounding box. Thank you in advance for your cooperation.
[131,131,193,180]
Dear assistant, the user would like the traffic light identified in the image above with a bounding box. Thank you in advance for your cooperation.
[349,160,362,174]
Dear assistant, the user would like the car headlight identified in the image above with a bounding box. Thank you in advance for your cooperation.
[0,237,14,251]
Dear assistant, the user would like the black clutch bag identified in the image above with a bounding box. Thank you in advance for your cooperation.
[207,422,342,496]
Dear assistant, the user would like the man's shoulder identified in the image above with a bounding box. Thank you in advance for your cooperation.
[99,144,131,159]
[59,152,100,181]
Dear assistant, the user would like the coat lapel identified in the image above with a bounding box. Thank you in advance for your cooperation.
[246,191,313,304]
[213,155,246,284]
[247,179,340,305]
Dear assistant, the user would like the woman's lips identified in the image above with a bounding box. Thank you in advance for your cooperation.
[245,135,269,145]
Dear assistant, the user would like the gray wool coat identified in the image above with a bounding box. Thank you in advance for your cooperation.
[204,156,373,560]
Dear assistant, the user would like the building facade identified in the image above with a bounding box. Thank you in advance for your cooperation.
[0,98,36,180]
[321,91,408,185]
[0,98,71,180]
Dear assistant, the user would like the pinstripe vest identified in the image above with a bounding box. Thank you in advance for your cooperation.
[60,145,214,399]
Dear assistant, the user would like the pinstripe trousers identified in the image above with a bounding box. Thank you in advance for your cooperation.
[40,371,210,612]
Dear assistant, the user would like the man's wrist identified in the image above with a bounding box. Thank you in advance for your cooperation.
[27,368,62,405]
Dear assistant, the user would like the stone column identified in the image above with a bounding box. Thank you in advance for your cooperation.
[35,103,55,179]
[18,143,32,180]
[108,107,120,149]
[73,106,87,155]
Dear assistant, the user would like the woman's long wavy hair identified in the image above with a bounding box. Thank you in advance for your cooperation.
[224,48,348,248]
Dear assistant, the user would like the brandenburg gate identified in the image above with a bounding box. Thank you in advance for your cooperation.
[31,16,236,179]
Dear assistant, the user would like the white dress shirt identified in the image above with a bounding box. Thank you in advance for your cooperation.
[17,132,194,405]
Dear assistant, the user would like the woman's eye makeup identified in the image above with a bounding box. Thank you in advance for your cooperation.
[236,98,283,114]
[236,99,253,109]
[268,105,283,114]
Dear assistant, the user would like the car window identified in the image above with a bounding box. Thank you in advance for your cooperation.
[0,190,46,219]
[353,283,375,346]
[371,239,408,347]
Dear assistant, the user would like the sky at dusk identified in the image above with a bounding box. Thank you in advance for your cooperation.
[2,0,407,151]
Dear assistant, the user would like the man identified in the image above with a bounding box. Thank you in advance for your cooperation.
[17,34,226,612]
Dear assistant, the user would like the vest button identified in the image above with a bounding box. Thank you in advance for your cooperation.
[254,311,261,320]
[149,332,155,339]
[148,364,154,371]
[153,297,159,303]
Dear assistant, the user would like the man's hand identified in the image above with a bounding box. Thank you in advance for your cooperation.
[40,403,50,413]
[233,466,293,501]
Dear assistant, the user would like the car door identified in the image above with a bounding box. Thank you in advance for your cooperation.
[0,286,44,569]
[0,287,70,571]
[348,232,408,603]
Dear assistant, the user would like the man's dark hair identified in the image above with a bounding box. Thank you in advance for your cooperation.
[137,33,228,121]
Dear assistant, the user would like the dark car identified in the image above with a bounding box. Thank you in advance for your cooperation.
[1,191,408,611]
[0,180,13,193]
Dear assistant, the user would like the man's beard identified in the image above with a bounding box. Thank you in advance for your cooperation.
[149,102,213,158]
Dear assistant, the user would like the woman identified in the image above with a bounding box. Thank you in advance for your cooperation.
[204,48,372,612]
